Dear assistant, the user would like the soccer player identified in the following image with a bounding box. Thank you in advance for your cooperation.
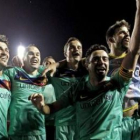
[105,1,140,139]
[48,37,87,140]
[42,56,56,140]
[4,45,47,140]
[0,35,11,140]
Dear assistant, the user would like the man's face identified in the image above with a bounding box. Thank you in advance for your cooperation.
[0,42,9,68]
[113,26,130,51]
[87,50,109,80]
[65,40,82,62]
[44,58,55,67]
[23,46,41,70]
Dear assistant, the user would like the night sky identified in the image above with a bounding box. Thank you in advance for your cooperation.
[0,0,136,64]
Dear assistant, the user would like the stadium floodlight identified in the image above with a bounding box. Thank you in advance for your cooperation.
[17,45,25,59]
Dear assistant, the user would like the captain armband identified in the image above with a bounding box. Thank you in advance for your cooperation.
[119,65,133,80]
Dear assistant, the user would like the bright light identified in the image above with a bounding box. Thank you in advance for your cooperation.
[17,45,25,59]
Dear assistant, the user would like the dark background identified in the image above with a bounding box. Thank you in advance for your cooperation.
[0,0,136,64]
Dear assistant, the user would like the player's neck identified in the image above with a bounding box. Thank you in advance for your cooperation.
[0,65,6,76]
[110,49,125,57]
[67,61,79,70]
[23,67,38,75]
[89,74,106,87]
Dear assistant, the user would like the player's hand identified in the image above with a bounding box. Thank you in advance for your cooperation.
[28,93,45,111]
[42,63,57,77]
[12,55,24,68]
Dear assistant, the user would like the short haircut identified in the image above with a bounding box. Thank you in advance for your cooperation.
[23,44,39,56]
[85,44,109,62]
[64,37,82,53]
[106,19,130,42]
[42,56,55,65]
[0,35,9,45]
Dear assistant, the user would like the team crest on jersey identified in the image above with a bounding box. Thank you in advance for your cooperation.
[14,70,47,86]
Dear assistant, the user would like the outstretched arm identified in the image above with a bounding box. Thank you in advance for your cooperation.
[29,92,72,115]
[41,59,66,77]
[122,0,140,72]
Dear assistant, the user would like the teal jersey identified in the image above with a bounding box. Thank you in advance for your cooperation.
[4,67,46,136]
[55,72,131,140]
[43,84,56,123]
[0,74,11,139]
[43,84,56,104]
[50,66,87,126]
[122,115,140,140]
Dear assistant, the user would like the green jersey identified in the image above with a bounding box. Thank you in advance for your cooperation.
[49,64,88,140]
[53,71,131,140]
[4,67,46,136]
[43,83,56,124]
[122,115,140,140]
[50,66,87,126]
[0,74,11,139]
[43,84,56,104]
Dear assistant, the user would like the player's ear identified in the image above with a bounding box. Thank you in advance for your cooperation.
[108,37,115,43]
[64,50,68,58]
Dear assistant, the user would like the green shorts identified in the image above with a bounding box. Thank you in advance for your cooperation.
[55,125,78,140]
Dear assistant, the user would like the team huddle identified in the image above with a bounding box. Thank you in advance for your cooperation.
[0,0,140,140]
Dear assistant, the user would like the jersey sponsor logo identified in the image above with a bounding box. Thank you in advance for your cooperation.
[19,77,28,81]
[15,70,47,86]
[80,95,88,99]
[18,83,42,90]
[61,81,77,86]
[80,94,113,109]
[0,92,11,100]
[59,73,67,77]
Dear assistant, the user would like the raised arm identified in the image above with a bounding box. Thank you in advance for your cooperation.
[29,81,79,114]
[122,0,140,71]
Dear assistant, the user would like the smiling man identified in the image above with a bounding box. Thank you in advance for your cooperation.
[48,37,87,140]
[106,17,140,140]
[0,35,11,140]
[4,45,47,140]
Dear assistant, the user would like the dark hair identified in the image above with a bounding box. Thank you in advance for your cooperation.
[106,19,130,42]
[0,35,9,45]
[42,56,55,65]
[85,44,109,61]
[64,37,82,53]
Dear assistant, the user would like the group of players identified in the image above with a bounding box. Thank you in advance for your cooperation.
[1,0,140,140]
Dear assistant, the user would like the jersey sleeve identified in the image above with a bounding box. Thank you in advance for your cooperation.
[111,65,132,100]
[3,67,14,79]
